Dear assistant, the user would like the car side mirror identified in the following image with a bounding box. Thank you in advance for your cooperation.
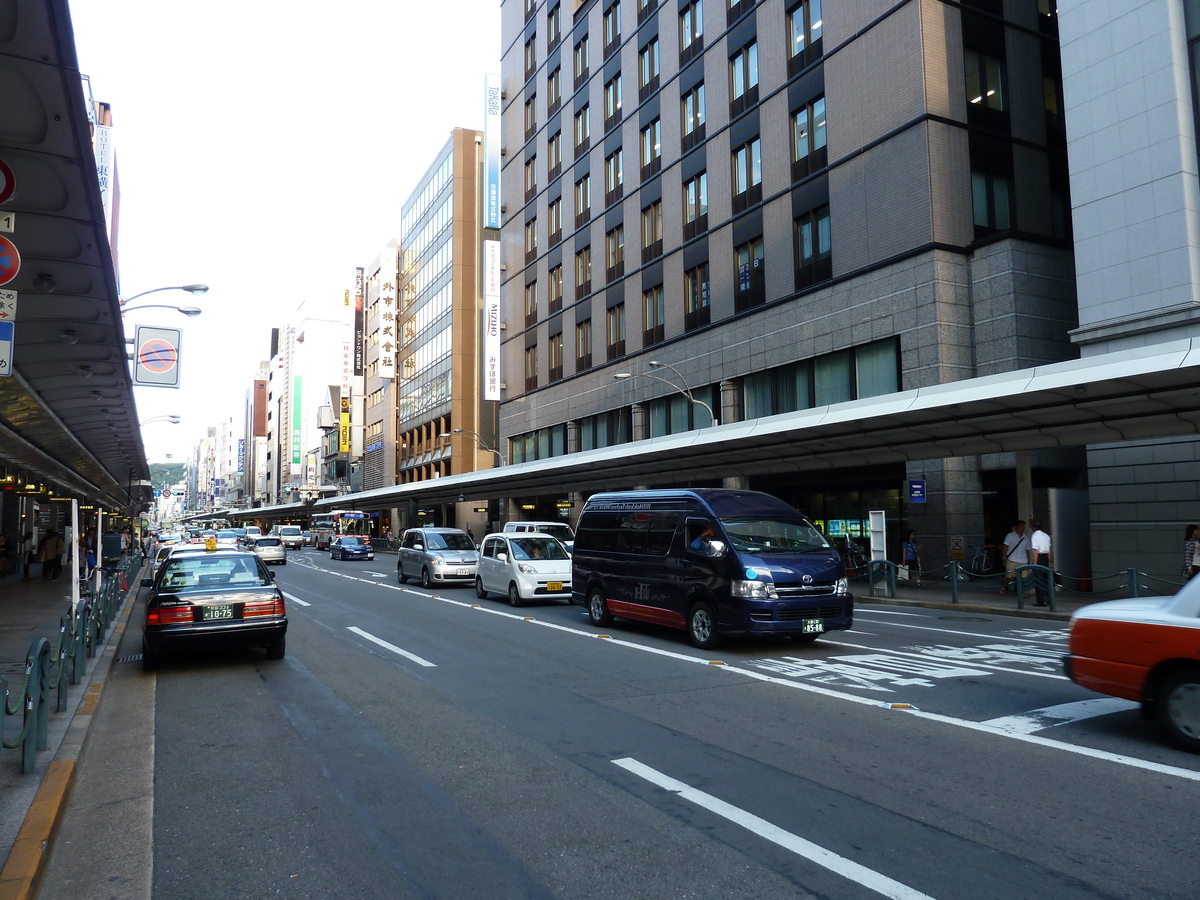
[497,552,508,563]
[413,543,424,551]
[706,540,727,558]
[140,577,153,587]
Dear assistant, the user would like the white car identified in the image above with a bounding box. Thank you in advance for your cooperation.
[475,532,572,607]
[275,525,304,550]
[250,536,288,566]
[502,521,575,553]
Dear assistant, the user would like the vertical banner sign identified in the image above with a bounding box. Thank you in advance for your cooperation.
[133,325,181,387]
[339,396,351,452]
[93,125,114,230]
[0,320,13,377]
[378,247,397,380]
[291,375,302,465]
[484,73,502,229]
[0,289,18,321]
[354,267,365,377]
[237,438,245,475]
[341,288,352,397]
[483,240,501,400]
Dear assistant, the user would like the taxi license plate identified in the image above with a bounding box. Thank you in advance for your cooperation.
[456,567,470,576]
[547,581,563,592]
[203,605,234,621]
[802,618,823,634]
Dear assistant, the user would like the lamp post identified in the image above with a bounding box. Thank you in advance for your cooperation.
[614,362,718,427]
[140,415,181,426]
[119,284,208,307]
[120,303,203,318]
[440,428,507,467]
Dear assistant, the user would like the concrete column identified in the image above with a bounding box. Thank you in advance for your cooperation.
[632,402,647,441]
[1015,449,1033,526]
[566,420,579,454]
[720,379,742,423]
[905,457,984,577]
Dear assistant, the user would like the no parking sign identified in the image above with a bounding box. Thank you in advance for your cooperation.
[134,325,181,387]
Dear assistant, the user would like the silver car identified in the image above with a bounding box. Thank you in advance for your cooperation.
[250,535,288,566]
[396,527,478,588]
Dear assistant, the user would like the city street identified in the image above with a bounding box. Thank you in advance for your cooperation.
[44,550,1200,899]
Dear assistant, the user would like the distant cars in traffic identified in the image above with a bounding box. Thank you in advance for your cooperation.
[476,532,572,606]
[330,536,375,561]
[250,536,287,566]
[140,548,287,671]
[274,525,304,550]
[397,527,478,588]
[1066,584,1200,753]
[502,521,576,553]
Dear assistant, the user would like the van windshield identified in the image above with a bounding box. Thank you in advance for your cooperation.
[718,516,832,554]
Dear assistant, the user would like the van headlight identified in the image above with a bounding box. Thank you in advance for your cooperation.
[731,580,779,599]
[834,578,848,596]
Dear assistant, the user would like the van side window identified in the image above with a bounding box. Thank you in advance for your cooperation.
[686,519,718,551]
[577,509,680,554]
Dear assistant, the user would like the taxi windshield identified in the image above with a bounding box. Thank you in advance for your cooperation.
[158,556,272,592]
[718,516,832,554]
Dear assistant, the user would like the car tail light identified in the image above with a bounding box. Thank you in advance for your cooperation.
[243,597,285,618]
[147,606,195,625]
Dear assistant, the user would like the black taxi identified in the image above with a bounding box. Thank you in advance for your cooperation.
[141,545,287,671]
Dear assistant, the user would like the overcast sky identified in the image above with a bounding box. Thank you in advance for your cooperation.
[69,0,501,463]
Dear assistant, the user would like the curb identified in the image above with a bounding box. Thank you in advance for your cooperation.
[862,595,1074,622]
[0,586,140,900]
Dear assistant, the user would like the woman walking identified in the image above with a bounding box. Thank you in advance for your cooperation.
[1185,524,1200,581]
[901,530,922,587]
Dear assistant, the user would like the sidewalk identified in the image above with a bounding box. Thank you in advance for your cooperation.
[0,566,140,900]
[857,572,1108,621]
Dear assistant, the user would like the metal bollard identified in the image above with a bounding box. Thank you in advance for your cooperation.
[950,562,959,603]
[1127,567,1139,598]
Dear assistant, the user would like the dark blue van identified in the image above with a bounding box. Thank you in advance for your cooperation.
[571,489,852,648]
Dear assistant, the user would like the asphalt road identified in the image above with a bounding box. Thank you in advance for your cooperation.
[43,549,1200,899]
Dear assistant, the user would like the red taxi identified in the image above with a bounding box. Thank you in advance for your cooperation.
[1065,583,1200,752]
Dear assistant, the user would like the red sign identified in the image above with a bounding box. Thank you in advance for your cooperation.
[0,159,13,205]
[138,338,178,373]
[0,235,19,286]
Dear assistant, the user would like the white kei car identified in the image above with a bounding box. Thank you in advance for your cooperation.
[475,532,572,607]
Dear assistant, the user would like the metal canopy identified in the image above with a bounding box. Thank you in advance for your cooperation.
[0,0,148,509]
[252,340,1200,515]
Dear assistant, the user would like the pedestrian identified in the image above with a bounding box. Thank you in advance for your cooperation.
[1000,520,1030,595]
[1184,524,1200,581]
[20,531,34,580]
[1030,520,1053,607]
[900,530,922,586]
[39,529,65,581]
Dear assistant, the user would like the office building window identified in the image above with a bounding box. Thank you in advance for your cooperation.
[577,407,632,451]
[637,0,656,24]
[855,339,900,399]
[606,225,625,281]
[573,104,591,156]
[576,318,593,370]
[727,0,752,26]
[683,171,708,240]
[548,264,563,313]
[524,36,537,79]
[548,131,562,180]
[525,282,538,327]
[729,41,759,117]
[525,217,538,262]
[573,35,590,88]
[524,94,537,140]
[681,83,706,151]
[640,118,661,178]
[814,350,851,405]
[972,170,1012,233]
[731,137,762,213]
[638,37,660,99]
[743,360,811,418]
[964,49,1005,112]
[549,332,564,382]
[641,199,663,261]
[605,148,624,205]
[604,73,623,131]
[525,0,537,20]
[606,303,626,359]
[548,197,563,245]
[684,262,710,331]
[575,172,591,226]
[525,345,539,391]
[791,96,827,181]
[547,3,561,51]
[575,245,592,295]
[794,205,832,288]
[604,1,622,57]
[547,65,562,115]
[743,342,903,417]
[786,0,823,75]
[525,156,537,201]
[680,0,704,64]
[642,285,665,346]
[734,236,765,311]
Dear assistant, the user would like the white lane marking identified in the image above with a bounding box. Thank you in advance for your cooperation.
[293,567,1200,782]
[982,698,1140,734]
[281,591,311,607]
[819,638,1069,681]
[844,630,878,635]
[613,757,936,900]
[364,571,388,577]
[853,617,1065,646]
[855,609,928,617]
[347,626,436,667]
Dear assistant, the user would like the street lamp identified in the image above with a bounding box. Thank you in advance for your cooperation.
[119,284,209,307]
[614,361,718,427]
[120,303,203,318]
[140,415,181,426]
[440,428,507,466]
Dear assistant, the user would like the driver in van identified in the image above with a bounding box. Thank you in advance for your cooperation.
[689,525,717,552]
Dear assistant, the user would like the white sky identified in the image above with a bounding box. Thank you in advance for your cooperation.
[69,0,502,463]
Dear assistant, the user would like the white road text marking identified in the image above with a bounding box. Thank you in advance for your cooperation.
[982,698,1139,734]
[347,626,436,667]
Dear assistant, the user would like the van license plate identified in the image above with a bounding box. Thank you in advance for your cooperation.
[802,618,823,634]
[547,581,563,592]
[203,605,234,621]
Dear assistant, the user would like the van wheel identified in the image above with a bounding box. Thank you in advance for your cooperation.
[475,577,488,600]
[1157,666,1200,753]
[421,568,433,589]
[508,583,524,607]
[587,589,612,626]
[688,601,720,649]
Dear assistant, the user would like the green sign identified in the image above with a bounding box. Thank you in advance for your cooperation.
[291,375,302,465]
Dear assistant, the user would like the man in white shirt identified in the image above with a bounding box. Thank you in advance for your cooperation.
[1030,521,1052,607]
[1000,520,1030,595]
